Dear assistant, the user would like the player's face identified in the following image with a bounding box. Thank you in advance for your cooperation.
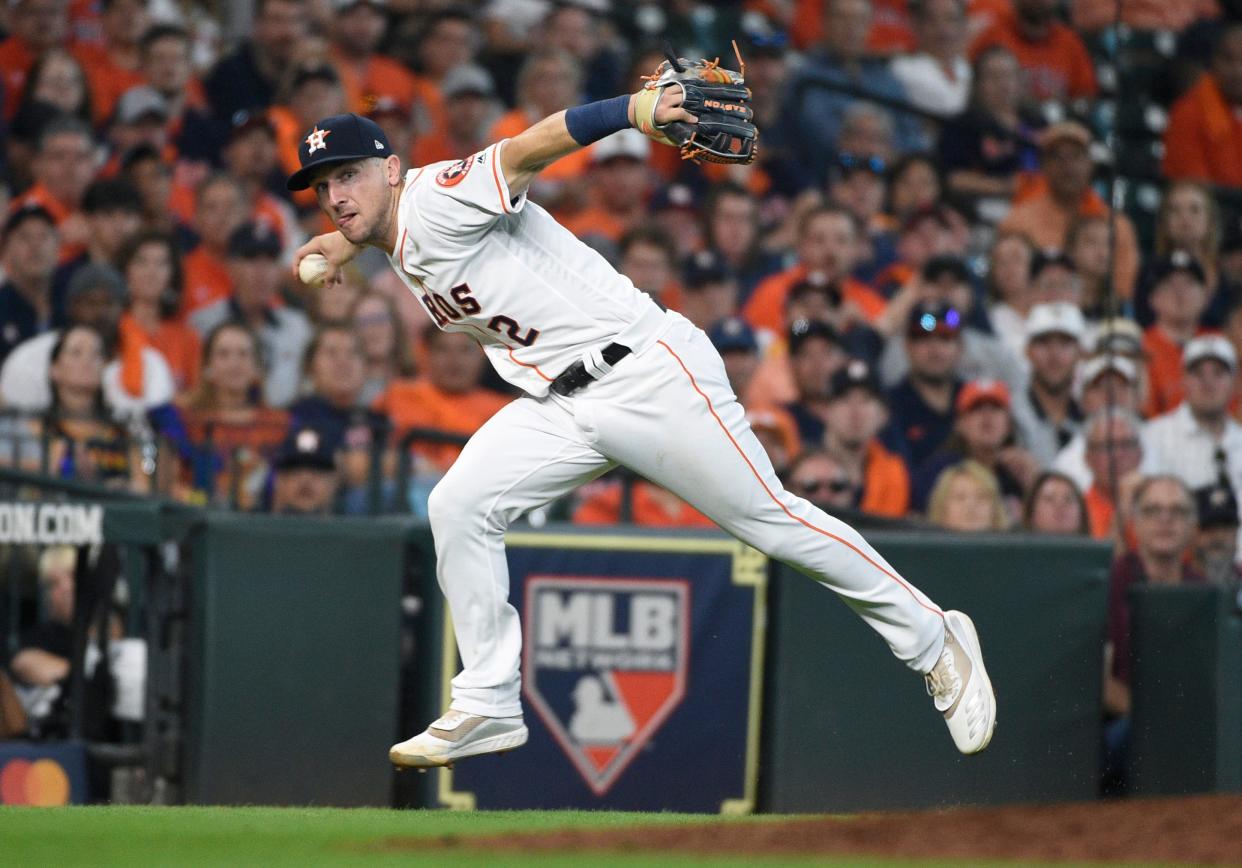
[314,157,397,245]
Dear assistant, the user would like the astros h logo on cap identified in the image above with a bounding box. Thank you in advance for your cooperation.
[305,126,331,155]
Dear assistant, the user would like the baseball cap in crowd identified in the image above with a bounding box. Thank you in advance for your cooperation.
[65,263,126,305]
[907,300,962,339]
[1080,354,1138,387]
[1149,249,1207,286]
[1025,302,1087,346]
[228,222,282,259]
[592,129,650,164]
[708,316,758,353]
[1195,482,1240,530]
[829,358,882,401]
[649,182,698,213]
[921,255,972,285]
[1183,334,1238,372]
[1039,121,1092,151]
[115,85,169,125]
[1092,317,1144,356]
[287,112,395,191]
[82,178,143,215]
[788,318,842,356]
[1030,247,1076,282]
[273,428,337,472]
[956,379,1011,413]
[366,96,412,123]
[683,250,732,289]
[2,204,55,242]
[440,63,496,100]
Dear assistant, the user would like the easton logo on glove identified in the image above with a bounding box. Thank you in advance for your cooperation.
[632,41,757,166]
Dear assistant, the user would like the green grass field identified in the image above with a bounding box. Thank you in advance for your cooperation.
[0,806,1034,867]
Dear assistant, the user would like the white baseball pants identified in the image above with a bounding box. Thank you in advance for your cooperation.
[428,312,947,717]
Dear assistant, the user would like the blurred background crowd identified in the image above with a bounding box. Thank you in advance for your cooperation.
[0,0,1238,570]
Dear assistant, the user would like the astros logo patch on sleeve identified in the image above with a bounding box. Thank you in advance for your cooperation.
[436,155,474,187]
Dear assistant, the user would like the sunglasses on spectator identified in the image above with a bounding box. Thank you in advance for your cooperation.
[908,308,962,339]
[796,476,854,496]
[837,153,887,175]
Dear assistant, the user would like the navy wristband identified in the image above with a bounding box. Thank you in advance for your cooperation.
[565,95,632,146]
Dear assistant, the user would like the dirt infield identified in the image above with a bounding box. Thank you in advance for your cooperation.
[438,795,1242,864]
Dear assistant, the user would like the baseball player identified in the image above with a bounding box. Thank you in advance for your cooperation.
[288,56,996,768]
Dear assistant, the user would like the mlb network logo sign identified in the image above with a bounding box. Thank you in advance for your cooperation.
[523,577,689,795]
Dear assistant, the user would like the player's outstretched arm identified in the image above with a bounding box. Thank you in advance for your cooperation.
[500,89,696,196]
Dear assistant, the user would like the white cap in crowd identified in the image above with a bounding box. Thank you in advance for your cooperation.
[591,129,651,164]
[1183,334,1238,372]
[1025,302,1087,346]
[1080,354,1138,387]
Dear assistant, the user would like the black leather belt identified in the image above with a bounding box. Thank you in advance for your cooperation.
[550,343,632,396]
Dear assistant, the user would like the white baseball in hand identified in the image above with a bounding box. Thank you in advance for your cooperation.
[298,253,330,287]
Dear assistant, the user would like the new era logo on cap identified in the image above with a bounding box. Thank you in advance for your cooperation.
[287,113,394,191]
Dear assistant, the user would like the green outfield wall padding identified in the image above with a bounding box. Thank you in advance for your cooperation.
[183,513,409,806]
[760,532,1111,812]
[1128,585,1242,796]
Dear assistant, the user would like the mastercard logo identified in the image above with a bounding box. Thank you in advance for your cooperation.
[0,758,71,806]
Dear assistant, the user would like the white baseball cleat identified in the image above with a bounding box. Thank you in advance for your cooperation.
[924,610,996,755]
[389,709,528,769]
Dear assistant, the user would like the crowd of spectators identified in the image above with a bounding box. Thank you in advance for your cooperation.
[0,0,1238,556]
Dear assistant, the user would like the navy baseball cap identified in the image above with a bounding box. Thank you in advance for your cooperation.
[708,316,758,353]
[829,358,882,401]
[286,112,394,191]
[228,222,282,259]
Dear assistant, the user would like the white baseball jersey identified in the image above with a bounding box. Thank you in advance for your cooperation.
[387,140,666,395]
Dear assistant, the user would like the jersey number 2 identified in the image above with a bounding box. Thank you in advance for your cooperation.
[419,283,540,347]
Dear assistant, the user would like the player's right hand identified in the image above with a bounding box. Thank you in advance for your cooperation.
[292,231,363,286]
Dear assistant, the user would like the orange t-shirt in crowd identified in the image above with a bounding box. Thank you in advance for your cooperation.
[72,42,145,125]
[744,346,798,408]
[741,264,888,335]
[0,37,36,119]
[120,312,201,394]
[1163,74,1242,189]
[1084,484,1114,540]
[1000,189,1138,297]
[411,73,446,137]
[373,377,511,471]
[573,479,717,528]
[12,182,85,263]
[489,108,591,183]
[1072,0,1218,32]
[331,47,419,117]
[269,105,320,209]
[181,246,232,319]
[860,440,910,518]
[1141,326,1212,418]
[970,18,1097,101]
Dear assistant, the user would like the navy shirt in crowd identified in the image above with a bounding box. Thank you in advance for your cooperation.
[885,378,962,473]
